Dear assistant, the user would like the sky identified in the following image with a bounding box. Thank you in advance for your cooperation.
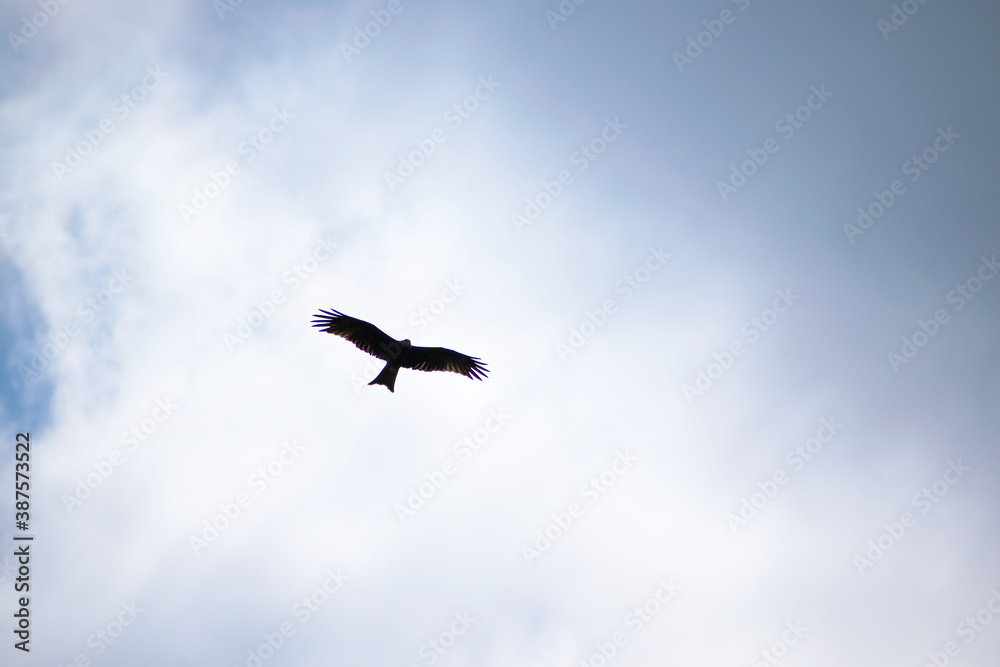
[1,0,999,665]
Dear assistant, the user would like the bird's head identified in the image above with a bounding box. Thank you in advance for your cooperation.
[401,339,412,348]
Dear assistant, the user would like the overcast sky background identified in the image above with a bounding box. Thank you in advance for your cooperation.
[1,0,999,665]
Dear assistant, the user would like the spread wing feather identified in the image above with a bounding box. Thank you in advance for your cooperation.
[311,309,398,361]
[402,346,489,380]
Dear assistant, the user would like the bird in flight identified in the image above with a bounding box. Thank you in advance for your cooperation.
[311,308,489,392]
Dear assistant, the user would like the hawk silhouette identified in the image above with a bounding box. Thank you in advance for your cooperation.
[311,308,488,392]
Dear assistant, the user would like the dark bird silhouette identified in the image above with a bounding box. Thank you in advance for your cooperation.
[311,308,488,392]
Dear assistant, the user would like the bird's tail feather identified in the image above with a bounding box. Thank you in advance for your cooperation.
[369,364,399,392]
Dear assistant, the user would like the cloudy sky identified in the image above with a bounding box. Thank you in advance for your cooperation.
[2,0,1000,665]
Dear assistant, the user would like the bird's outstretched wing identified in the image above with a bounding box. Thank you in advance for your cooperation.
[402,346,489,380]
[311,309,399,361]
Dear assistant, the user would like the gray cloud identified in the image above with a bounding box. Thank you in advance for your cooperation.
[1,0,999,665]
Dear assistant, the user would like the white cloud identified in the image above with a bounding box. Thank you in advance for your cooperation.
[2,1,999,665]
